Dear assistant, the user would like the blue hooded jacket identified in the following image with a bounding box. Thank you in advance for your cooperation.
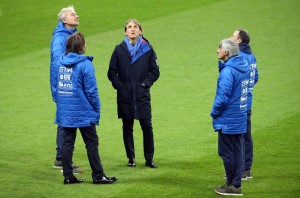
[239,43,259,110]
[54,52,100,128]
[211,55,250,134]
[50,20,77,102]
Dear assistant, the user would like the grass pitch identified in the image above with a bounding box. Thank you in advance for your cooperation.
[0,0,299,197]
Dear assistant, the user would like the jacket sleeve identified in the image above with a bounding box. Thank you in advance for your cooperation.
[254,61,259,85]
[83,61,101,117]
[210,68,234,118]
[107,46,123,90]
[143,47,160,88]
[50,36,66,102]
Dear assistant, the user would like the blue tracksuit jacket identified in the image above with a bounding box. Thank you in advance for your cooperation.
[211,55,250,134]
[50,20,77,102]
[239,43,259,110]
[54,52,100,128]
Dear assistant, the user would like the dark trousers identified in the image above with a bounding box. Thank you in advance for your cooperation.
[55,125,64,161]
[244,110,253,171]
[218,132,243,187]
[122,118,154,162]
[62,124,105,180]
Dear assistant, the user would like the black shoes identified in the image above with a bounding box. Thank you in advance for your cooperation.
[127,158,158,168]
[145,161,157,168]
[64,177,83,184]
[128,158,136,167]
[93,176,118,184]
[64,176,117,185]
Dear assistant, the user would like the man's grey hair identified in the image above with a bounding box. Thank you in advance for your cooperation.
[219,38,239,57]
[57,5,75,20]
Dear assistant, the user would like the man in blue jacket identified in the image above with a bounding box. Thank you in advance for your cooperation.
[108,19,160,168]
[211,39,250,196]
[50,5,82,173]
[231,29,259,180]
[55,32,117,184]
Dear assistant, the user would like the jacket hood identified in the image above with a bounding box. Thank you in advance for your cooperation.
[239,42,252,54]
[53,20,77,36]
[224,55,248,73]
[58,52,93,67]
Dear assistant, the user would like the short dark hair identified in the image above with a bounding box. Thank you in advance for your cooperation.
[237,29,250,44]
[66,32,85,54]
[124,19,143,32]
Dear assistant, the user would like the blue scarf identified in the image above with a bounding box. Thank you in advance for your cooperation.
[124,35,150,64]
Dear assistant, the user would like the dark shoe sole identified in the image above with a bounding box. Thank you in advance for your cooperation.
[128,163,136,167]
[64,178,83,184]
[145,162,157,168]
[93,176,117,184]
[93,181,114,184]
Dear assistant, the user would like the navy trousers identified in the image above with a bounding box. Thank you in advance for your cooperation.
[62,124,105,180]
[55,125,64,161]
[244,110,253,171]
[218,131,243,187]
[122,118,154,162]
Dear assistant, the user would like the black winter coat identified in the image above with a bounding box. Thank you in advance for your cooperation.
[108,39,160,119]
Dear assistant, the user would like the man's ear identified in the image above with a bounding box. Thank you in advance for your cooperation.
[237,38,242,44]
[61,18,67,24]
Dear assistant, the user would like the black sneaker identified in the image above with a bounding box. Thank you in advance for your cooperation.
[224,172,248,181]
[72,164,84,174]
[145,161,157,168]
[93,176,117,184]
[214,184,243,196]
[245,170,252,179]
[64,177,83,184]
[53,160,63,168]
[242,171,247,180]
[128,158,136,167]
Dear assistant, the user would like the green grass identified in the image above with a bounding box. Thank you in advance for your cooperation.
[0,0,299,197]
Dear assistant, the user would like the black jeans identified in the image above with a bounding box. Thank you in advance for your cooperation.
[62,124,105,180]
[122,118,154,162]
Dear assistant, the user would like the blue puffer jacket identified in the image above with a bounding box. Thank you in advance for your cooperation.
[211,55,250,134]
[54,52,100,128]
[50,20,77,102]
[239,43,259,110]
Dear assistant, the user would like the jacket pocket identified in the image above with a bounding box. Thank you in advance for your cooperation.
[117,82,131,102]
[137,83,150,101]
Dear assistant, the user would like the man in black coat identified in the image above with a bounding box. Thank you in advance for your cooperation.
[108,19,160,168]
